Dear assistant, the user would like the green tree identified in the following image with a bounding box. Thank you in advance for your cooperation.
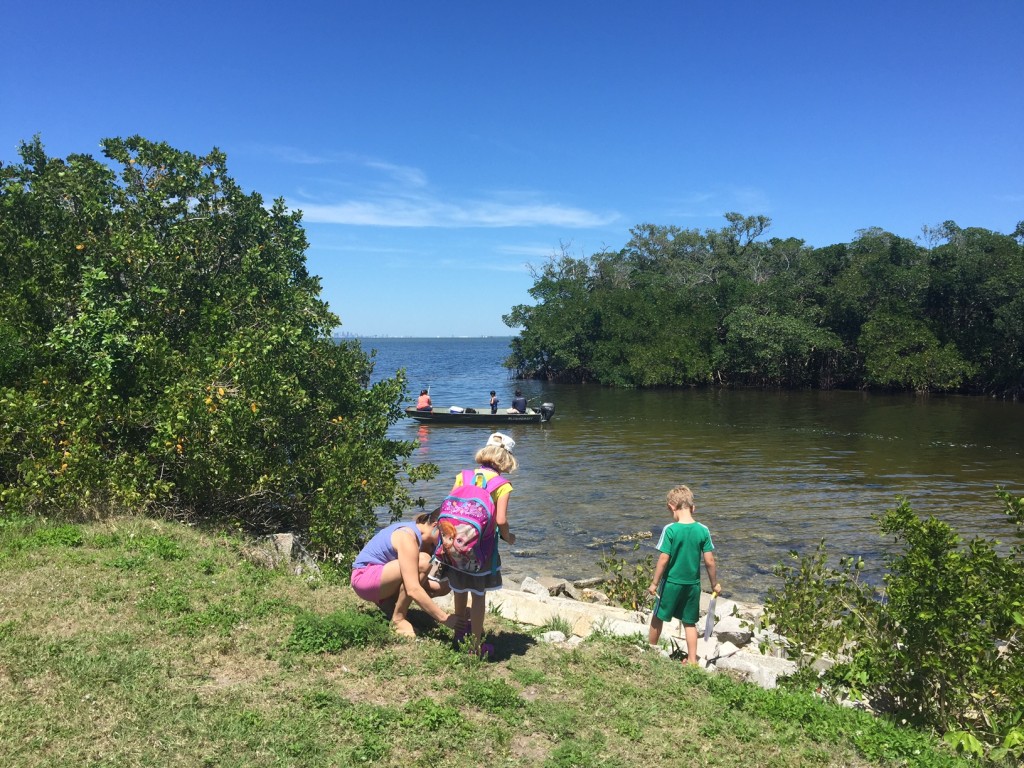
[0,136,432,558]
[507,215,1022,395]
[859,313,974,393]
[503,248,597,382]
[924,222,1024,396]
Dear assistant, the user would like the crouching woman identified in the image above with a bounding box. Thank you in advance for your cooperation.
[350,509,467,637]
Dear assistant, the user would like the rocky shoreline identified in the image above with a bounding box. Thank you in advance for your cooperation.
[437,574,811,692]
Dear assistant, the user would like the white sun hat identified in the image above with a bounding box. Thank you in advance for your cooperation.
[486,432,516,452]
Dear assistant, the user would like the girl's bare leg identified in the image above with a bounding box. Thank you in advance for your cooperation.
[453,590,469,623]
[470,594,486,645]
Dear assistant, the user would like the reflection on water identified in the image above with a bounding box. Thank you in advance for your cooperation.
[363,337,1024,602]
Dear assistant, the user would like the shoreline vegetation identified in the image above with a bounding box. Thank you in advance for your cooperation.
[504,216,1024,398]
[0,515,974,768]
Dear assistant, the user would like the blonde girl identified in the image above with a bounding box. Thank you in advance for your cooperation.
[447,432,518,657]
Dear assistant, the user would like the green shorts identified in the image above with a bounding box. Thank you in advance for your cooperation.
[654,581,701,625]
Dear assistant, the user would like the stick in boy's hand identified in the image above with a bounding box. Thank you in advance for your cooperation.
[703,589,718,642]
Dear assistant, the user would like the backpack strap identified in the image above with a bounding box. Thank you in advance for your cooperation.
[483,473,509,494]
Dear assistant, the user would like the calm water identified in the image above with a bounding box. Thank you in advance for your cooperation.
[361,337,1023,602]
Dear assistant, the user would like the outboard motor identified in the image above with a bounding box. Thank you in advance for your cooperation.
[540,403,555,423]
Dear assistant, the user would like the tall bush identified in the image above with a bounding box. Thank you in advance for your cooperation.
[0,136,433,557]
[763,491,1024,760]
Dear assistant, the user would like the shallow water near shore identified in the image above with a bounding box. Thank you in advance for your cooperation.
[361,336,1023,603]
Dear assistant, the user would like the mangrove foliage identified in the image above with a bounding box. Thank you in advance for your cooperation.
[0,136,434,558]
[504,214,1024,396]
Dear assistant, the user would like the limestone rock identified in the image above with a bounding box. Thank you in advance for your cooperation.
[246,532,320,576]
[712,615,753,646]
[520,577,550,596]
[535,576,572,597]
[717,641,740,658]
[580,588,610,604]
[538,630,567,643]
[717,650,797,688]
[600,618,650,640]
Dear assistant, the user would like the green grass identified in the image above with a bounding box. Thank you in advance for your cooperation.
[0,516,974,768]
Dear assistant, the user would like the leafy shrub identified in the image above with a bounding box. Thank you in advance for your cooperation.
[762,539,879,663]
[0,136,436,560]
[597,543,654,610]
[764,490,1024,761]
[539,615,574,637]
[286,608,392,654]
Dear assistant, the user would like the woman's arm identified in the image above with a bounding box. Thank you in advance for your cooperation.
[392,529,454,625]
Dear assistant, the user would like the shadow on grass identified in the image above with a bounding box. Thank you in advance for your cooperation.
[403,608,539,661]
[487,629,538,662]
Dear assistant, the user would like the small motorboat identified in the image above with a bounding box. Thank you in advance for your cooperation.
[405,402,555,424]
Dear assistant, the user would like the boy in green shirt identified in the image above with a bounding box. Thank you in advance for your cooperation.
[647,484,721,664]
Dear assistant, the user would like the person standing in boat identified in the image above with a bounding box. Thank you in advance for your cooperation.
[416,389,432,411]
[489,390,499,415]
[510,390,527,413]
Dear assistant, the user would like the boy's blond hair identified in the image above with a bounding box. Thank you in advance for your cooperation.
[474,444,518,474]
[667,484,694,511]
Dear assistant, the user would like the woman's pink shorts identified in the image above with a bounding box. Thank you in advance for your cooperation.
[350,564,384,602]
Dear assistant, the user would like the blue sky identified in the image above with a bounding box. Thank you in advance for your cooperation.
[3,2,1021,337]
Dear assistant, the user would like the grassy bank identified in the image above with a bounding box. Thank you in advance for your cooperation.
[0,517,970,768]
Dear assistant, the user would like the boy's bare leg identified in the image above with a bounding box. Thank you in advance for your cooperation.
[648,615,664,646]
[683,623,699,665]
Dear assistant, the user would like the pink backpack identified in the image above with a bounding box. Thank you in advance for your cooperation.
[434,470,509,574]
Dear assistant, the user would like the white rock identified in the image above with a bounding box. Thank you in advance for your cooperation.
[520,577,550,596]
[602,619,650,639]
[713,615,753,646]
[717,650,798,689]
[697,636,720,660]
[538,630,567,643]
[717,641,740,658]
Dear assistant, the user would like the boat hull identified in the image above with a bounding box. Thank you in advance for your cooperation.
[404,406,551,424]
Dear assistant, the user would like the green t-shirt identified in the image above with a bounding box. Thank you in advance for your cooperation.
[656,521,714,585]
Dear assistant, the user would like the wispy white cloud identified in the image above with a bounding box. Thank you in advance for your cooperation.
[295,195,616,229]
[274,149,617,229]
[363,160,428,189]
